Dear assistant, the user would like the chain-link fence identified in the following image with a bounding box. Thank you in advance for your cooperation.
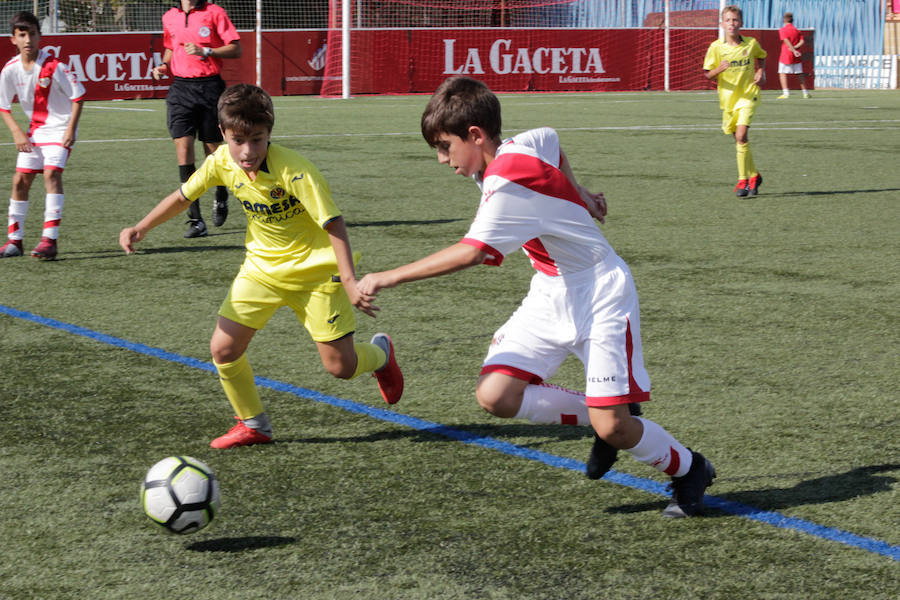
[0,1,328,33]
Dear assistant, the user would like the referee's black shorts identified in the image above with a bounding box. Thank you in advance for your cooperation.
[166,75,227,143]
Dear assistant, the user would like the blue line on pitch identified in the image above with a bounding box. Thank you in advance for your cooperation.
[3,303,898,562]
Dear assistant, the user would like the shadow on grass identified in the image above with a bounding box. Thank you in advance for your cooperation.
[49,238,246,261]
[134,243,246,255]
[770,187,900,198]
[186,536,297,553]
[348,218,464,228]
[606,463,900,516]
[279,422,591,448]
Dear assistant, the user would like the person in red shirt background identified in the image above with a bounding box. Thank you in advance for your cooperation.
[152,0,241,238]
[777,12,809,99]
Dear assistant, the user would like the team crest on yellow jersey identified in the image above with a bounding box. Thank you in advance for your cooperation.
[270,186,286,199]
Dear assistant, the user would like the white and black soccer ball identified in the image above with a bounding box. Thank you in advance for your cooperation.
[141,456,220,534]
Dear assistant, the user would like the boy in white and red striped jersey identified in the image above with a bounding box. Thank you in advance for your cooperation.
[0,11,85,260]
[358,76,716,517]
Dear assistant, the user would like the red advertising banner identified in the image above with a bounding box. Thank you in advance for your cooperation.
[0,31,327,101]
[331,28,812,95]
[0,28,809,101]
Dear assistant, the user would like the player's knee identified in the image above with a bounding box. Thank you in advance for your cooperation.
[322,355,355,379]
[592,414,638,449]
[475,387,519,418]
[12,172,33,195]
[210,339,240,365]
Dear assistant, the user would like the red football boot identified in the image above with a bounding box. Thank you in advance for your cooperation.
[371,333,403,404]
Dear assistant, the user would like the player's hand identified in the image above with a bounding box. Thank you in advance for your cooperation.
[118,227,145,254]
[577,184,607,224]
[151,64,168,80]
[357,272,396,299]
[184,42,204,57]
[793,49,801,58]
[343,278,380,318]
[13,131,32,153]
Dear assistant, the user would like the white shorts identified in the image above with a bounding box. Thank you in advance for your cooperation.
[778,62,804,75]
[16,143,70,173]
[481,253,651,407]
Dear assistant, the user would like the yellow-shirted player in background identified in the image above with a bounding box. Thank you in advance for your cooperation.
[119,84,403,448]
[703,5,767,198]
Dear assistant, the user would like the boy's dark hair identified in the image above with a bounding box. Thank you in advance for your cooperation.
[10,11,40,34]
[421,76,501,147]
[217,83,274,134]
[784,12,794,23]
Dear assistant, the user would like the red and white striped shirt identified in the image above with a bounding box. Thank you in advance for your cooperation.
[0,49,85,145]
[462,127,613,276]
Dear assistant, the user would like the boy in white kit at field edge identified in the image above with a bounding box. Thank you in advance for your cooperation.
[0,11,85,260]
[358,76,716,517]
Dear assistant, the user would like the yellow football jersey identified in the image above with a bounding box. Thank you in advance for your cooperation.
[182,143,345,291]
[703,36,767,112]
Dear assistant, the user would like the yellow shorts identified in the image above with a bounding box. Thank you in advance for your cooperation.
[218,271,356,342]
[721,104,756,135]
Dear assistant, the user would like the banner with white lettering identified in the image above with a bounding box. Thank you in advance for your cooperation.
[1,31,326,101]
[0,28,809,100]
[324,28,811,94]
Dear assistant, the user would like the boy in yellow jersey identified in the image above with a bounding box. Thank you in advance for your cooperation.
[119,84,403,448]
[703,5,767,198]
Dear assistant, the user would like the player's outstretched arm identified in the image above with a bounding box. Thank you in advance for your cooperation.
[358,243,488,299]
[119,189,191,254]
[324,216,379,318]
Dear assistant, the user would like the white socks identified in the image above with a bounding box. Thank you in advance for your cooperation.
[42,193,63,239]
[514,383,589,425]
[7,199,28,240]
[627,417,692,477]
[6,195,64,241]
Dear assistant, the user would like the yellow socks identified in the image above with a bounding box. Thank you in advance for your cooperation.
[351,342,387,379]
[214,354,263,420]
[736,141,757,179]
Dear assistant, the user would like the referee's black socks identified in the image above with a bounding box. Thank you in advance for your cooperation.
[179,164,202,221]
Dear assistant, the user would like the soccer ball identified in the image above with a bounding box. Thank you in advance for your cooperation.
[141,456,220,534]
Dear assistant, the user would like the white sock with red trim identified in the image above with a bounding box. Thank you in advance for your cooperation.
[7,199,28,241]
[42,193,63,239]
[627,417,692,477]
[514,383,589,425]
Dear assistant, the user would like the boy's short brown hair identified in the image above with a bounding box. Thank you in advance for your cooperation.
[10,11,40,34]
[783,12,794,23]
[421,76,501,147]
[722,5,743,20]
[217,83,274,135]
